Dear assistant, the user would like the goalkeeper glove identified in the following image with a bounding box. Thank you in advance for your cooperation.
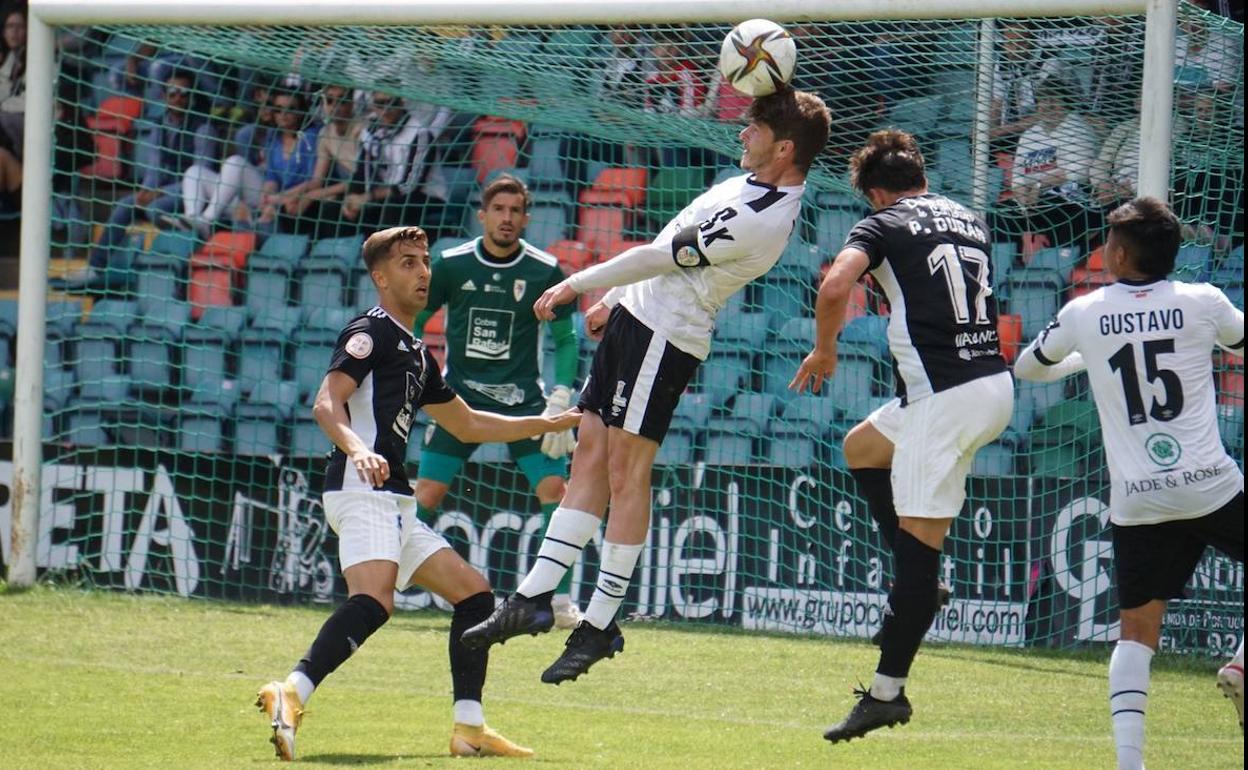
[540,385,576,459]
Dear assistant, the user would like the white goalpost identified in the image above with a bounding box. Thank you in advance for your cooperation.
[9,0,1176,587]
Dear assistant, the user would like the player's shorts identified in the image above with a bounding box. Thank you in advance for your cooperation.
[420,400,567,486]
[878,371,1014,519]
[1112,490,1244,610]
[578,305,701,443]
[322,490,452,589]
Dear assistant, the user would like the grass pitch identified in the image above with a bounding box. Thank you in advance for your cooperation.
[0,585,1241,769]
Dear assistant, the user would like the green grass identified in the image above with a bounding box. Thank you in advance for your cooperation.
[0,586,1240,769]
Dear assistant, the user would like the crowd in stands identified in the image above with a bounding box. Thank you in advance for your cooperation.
[0,2,1241,458]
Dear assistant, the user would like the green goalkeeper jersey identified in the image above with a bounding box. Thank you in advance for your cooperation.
[418,237,576,410]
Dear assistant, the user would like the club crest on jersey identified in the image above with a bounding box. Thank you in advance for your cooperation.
[675,245,702,267]
[1145,433,1182,467]
[345,332,373,359]
[513,279,526,302]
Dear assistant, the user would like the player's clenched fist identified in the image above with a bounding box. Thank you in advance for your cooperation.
[534,281,579,321]
[350,449,390,487]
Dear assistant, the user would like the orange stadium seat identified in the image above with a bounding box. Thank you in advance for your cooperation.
[577,205,627,256]
[80,95,144,179]
[997,313,1022,363]
[546,239,595,272]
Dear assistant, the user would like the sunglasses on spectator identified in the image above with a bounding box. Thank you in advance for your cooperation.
[167,86,190,97]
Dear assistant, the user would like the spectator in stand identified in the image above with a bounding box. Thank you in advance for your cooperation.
[282,84,361,232]
[241,89,321,233]
[644,31,706,167]
[988,22,1062,153]
[63,70,221,290]
[997,76,1101,251]
[178,79,274,238]
[1173,7,1241,95]
[0,6,26,157]
[1172,85,1243,252]
[109,41,158,99]
[51,81,94,250]
[1088,16,1144,134]
[316,90,450,240]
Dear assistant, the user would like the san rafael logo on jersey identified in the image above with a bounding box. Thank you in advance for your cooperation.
[466,307,515,360]
[1145,433,1182,467]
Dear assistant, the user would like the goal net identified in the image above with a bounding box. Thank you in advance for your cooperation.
[5,4,1243,653]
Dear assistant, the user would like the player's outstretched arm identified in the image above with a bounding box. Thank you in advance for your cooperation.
[534,243,674,320]
[425,395,582,444]
[1014,347,1086,382]
[312,371,390,487]
[790,247,869,394]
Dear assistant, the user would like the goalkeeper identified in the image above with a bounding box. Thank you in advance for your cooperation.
[414,174,583,628]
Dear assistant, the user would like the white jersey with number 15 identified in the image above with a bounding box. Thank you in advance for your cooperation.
[1021,279,1244,526]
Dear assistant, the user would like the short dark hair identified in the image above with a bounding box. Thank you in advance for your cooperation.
[1106,197,1181,278]
[481,173,532,212]
[362,226,428,272]
[747,89,831,175]
[849,129,927,195]
[167,69,195,88]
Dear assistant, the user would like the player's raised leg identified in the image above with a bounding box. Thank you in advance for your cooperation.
[461,411,611,650]
[405,544,534,758]
[520,456,584,629]
[257,556,395,761]
[1218,638,1245,732]
[540,426,657,684]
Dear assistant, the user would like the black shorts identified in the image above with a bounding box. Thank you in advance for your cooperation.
[578,305,701,443]
[1112,491,1244,610]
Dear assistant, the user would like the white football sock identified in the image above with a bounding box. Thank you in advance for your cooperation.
[583,541,643,630]
[1233,638,1244,669]
[870,673,906,701]
[454,699,484,727]
[516,508,600,598]
[286,670,315,706]
[1110,640,1153,770]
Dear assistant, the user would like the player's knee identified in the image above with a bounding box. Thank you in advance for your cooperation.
[348,591,393,629]
[415,479,449,510]
[844,421,892,469]
[535,475,567,503]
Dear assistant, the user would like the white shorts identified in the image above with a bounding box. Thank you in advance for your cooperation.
[867,372,1014,519]
[322,491,452,589]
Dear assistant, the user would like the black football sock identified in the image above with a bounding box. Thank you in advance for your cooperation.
[850,467,899,549]
[450,591,496,703]
[294,593,389,686]
[877,529,942,679]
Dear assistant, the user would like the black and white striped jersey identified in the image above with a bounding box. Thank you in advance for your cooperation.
[323,306,456,495]
[845,193,1007,404]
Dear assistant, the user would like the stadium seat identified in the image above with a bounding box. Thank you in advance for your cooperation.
[178,410,227,453]
[149,230,198,261]
[715,310,771,352]
[936,139,971,188]
[187,377,242,410]
[233,404,285,455]
[250,379,299,419]
[80,95,143,179]
[246,258,293,313]
[887,94,943,138]
[773,316,816,353]
[289,417,326,457]
[696,351,748,405]
[778,239,821,279]
[292,329,339,400]
[249,303,301,336]
[1174,244,1212,280]
[972,442,1016,476]
[582,167,648,209]
[0,299,15,338]
[238,331,287,395]
[353,270,380,310]
[782,394,841,432]
[1218,406,1244,455]
[135,265,183,313]
[577,204,628,256]
[296,259,349,307]
[669,392,714,432]
[761,350,805,400]
[759,278,811,324]
[83,299,138,335]
[1028,246,1080,280]
[471,132,521,184]
[703,424,755,465]
[828,355,879,421]
[256,233,309,268]
[1007,268,1063,338]
[64,408,112,446]
[767,432,818,467]
[526,204,569,250]
[525,135,568,192]
[655,429,697,466]
[840,315,889,356]
[308,235,364,270]
[546,239,595,272]
[1029,442,1084,478]
[646,167,704,227]
[199,230,256,271]
[1034,400,1101,448]
[815,208,861,256]
[1068,266,1113,300]
[998,313,1022,363]
[46,301,84,339]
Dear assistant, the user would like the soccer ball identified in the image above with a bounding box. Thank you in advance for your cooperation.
[718,19,797,97]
